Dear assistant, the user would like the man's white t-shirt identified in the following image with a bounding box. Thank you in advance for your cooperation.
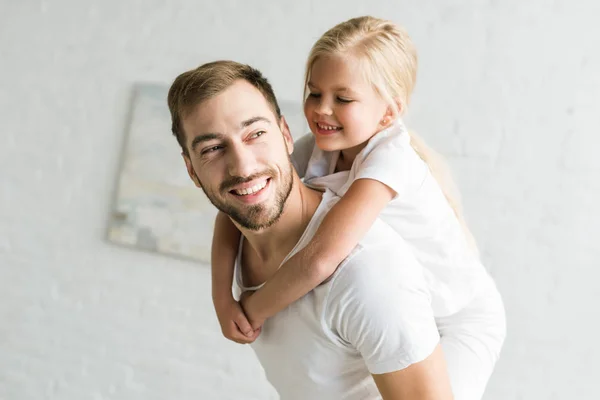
[234,190,440,400]
[292,121,492,317]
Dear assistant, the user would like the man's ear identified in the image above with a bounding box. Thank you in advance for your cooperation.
[279,116,294,155]
[182,152,202,188]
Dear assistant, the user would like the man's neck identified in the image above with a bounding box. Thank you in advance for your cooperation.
[238,176,322,270]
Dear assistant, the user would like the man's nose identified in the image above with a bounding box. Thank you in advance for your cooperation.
[226,142,259,179]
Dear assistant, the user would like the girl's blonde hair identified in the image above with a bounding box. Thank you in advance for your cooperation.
[304,16,478,253]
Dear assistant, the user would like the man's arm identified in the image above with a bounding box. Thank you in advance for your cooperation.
[372,344,453,400]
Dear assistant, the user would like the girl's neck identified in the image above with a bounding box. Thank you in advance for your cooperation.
[335,119,399,172]
[335,133,374,172]
[335,150,355,172]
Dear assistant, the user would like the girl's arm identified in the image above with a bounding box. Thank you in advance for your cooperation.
[242,178,396,328]
[212,211,256,341]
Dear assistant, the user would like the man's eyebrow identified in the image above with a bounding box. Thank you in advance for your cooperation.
[189,117,271,152]
[190,133,222,152]
[241,116,271,128]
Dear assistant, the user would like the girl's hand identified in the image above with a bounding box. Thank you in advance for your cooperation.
[214,296,261,344]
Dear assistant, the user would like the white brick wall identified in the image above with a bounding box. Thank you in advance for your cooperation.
[1,0,598,399]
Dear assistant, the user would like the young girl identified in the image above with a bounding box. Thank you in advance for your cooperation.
[212,16,506,400]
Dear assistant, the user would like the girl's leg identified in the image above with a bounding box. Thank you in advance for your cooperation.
[437,281,506,400]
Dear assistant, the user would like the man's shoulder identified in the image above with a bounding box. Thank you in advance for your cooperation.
[319,190,398,240]
[328,221,424,297]
[311,191,422,287]
[322,218,433,346]
[356,218,402,249]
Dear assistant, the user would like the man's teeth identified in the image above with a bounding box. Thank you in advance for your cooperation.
[318,123,341,131]
[234,180,268,196]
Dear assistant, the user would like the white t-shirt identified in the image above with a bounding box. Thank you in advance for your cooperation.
[292,120,492,317]
[234,190,440,400]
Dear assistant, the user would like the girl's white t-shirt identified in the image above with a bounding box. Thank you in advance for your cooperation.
[292,120,492,317]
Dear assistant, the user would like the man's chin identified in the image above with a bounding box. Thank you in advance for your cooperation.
[221,205,279,231]
[234,217,279,231]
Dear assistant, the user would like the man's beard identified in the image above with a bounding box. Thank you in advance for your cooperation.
[195,164,294,231]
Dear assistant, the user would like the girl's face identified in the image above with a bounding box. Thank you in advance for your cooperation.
[304,54,391,155]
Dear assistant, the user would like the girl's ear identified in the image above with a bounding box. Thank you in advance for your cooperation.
[379,103,397,129]
[393,97,403,116]
[380,98,404,128]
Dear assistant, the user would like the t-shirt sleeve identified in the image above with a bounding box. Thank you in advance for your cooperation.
[291,133,316,179]
[354,131,429,198]
[328,240,440,375]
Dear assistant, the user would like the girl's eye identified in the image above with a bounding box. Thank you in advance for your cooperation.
[308,92,321,98]
[337,97,353,103]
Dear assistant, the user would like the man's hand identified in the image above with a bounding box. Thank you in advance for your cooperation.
[239,290,266,331]
[214,296,261,344]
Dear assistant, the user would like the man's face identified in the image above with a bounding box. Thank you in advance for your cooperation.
[181,80,295,231]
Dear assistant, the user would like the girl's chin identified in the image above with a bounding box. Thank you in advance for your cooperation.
[314,137,343,152]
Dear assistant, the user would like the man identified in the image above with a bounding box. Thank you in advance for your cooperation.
[168,60,453,399]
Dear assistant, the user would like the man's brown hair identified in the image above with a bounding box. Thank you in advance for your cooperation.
[167,60,282,155]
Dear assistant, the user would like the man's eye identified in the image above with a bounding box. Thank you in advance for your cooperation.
[251,130,266,139]
[201,146,222,155]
